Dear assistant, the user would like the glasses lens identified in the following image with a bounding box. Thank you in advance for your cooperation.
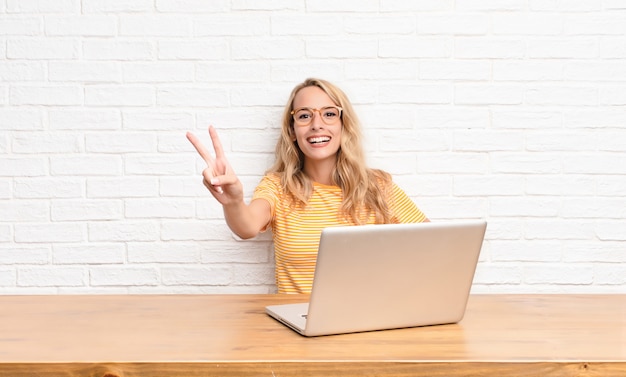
[293,108,313,125]
[321,107,340,124]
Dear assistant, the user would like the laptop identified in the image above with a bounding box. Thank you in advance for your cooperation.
[265,219,487,337]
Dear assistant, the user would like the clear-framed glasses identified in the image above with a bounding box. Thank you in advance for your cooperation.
[291,106,343,127]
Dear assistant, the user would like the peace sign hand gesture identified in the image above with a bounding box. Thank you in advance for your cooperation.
[186,126,244,206]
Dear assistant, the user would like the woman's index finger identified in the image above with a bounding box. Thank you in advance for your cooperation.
[186,131,215,165]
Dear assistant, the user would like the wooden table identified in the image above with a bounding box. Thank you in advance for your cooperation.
[0,294,624,376]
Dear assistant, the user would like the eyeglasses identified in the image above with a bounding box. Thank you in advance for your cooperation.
[291,106,343,127]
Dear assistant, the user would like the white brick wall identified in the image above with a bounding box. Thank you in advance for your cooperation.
[1,1,625,294]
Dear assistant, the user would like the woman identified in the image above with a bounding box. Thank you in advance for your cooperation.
[187,78,429,293]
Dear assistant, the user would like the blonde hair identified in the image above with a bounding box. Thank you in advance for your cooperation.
[267,78,393,224]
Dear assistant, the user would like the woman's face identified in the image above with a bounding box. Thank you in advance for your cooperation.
[290,86,342,169]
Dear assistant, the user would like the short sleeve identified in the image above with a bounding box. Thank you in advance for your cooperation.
[252,173,282,230]
[389,182,427,223]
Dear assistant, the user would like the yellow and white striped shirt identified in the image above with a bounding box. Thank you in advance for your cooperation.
[252,173,427,294]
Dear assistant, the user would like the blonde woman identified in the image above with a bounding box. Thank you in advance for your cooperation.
[187,78,429,294]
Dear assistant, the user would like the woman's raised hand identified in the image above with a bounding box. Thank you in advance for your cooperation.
[186,126,244,205]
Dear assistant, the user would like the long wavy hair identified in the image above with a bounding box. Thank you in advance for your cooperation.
[267,78,393,224]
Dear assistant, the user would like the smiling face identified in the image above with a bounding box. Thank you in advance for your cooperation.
[291,86,343,176]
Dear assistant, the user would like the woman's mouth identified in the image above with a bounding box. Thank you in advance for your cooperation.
[307,136,331,144]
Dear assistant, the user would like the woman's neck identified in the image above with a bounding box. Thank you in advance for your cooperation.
[303,158,336,186]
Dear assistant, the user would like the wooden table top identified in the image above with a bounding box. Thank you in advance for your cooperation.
[0,294,625,376]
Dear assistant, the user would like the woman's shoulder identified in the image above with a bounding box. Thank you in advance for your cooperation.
[369,168,393,185]
[256,172,284,192]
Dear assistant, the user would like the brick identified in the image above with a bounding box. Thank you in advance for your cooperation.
[14,177,85,200]
[89,267,159,286]
[523,264,593,285]
[0,157,47,177]
[232,264,274,285]
[528,38,598,58]
[51,199,123,221]
[456,0,525,11]
[454,175,524,196]
[158,40,229,60]
[127,242,202,263]
[87,177,159,198]
[82,0,153,13]
[491,152,561,174]
[6,0,79,13]
[492,109,562,129]
[45,16,117,36]
[0,17,41,36]
[156,87,229,107]
[160,221,233,241]
[379,83,452,104]
[82,40,154,61]
[120,15,191,37]
[0,62,46,81]
[0,109,43,130]
[0,246,50,264]
[125,198,195,219]
[122,62,194,83]
[564,14,626,35]
[526,86,597,106]
[525,219,596,240]
[88,221,159,242]
[18,267,85,287]
[490,241,562,262]
[456,84,523,105]
[493,61,564,81]
[10,86,83,106]
[0,268,16,287]
[50,155,122,176]
[493,13,563,35]
[197,62,270,82]
[379,37,451,58]
[595,220,626,241]
[417,14,489,35]
[156,0,229,12]
[0,180,11,199]
[53,244,126,264]
[490,197,560,217]
[453,130,524,152]
[123,111,193,131]
[14,223,85,243]
[85,132,156,153]
[85,86,154,107]
[7,38,79,59]
[12,132,83,154]
[232,38,304,59]
[380,0,451,11]
[49,109,121,130]
[272,15,343,36]
[161,266,231,286]
[194,15,268,36]
[455,37,525,58]
[600,86,626,105]
[420,60,490,81]
[48,61,121,82]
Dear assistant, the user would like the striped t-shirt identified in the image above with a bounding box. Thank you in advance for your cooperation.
[252,173,428,294]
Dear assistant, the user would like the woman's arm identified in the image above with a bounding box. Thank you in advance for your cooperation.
[186,126,271,239]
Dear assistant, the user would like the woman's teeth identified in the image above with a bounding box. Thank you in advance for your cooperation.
[308,136,330,144]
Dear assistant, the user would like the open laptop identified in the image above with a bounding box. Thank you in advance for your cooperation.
[266,219,487,337]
